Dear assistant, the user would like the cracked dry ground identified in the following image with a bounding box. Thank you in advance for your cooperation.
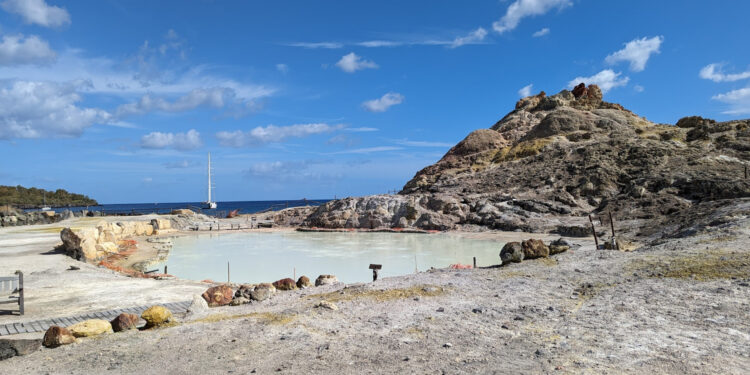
[1,233,749,374]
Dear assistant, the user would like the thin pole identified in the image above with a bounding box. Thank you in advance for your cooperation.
[294,267,296,280]
[164,265,168,274]
[473,257,477,269]
[608,211,616,238]
[589,215,599,249]
[227,261,230,283]
[414,255,418,273]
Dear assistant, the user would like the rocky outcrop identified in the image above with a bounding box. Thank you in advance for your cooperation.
[60,218,175,262]
[68,319,113,338]
[141,306,173,328]
[303,84,750,238]
[42,326,76,348]
[111,313,140,332]
[202,285,234,307]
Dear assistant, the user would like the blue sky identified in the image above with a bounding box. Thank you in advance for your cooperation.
[0,0,749,203]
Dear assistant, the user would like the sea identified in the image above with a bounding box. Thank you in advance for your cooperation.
[28,199,331,216]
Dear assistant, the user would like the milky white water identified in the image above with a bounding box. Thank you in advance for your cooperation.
[155,231,503,284]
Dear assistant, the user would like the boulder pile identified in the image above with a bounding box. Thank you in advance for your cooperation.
[500,238,570,266]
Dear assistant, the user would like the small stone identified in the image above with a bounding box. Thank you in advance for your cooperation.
[296,276,312,289]
[141,305,173,328]
[315,300,338,310]
[472,308,483,314]
[513,316,525,321]
[436,307,445,312]
[202,285,234,307]
[42,326,76,348]
[110,313,139,332]
[315,274,339,286]
[68,319,113,338]
[443,343,453,348]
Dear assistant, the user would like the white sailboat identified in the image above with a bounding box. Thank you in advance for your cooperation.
[41,191,51,211]
[203,152,217,209]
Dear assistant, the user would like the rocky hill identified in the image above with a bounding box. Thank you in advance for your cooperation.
[304,84,750,239]
[0,185,98,208]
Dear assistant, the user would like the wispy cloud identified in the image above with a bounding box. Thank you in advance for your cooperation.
[493,0,571,34]
[449,28,488,48]
[164,160,199,169]
[331,146,403,154]
[276,63,289,74]
[569,69,629,93]
[286,42,343,49]
[216,123,344,147]
[288,28,491,50]
[344,127,378,132]
[140,129,202,151]
[532,28,550,37]
[712,87,750,115]
[335,52,378,73]
[700,63,750,82]
[0,34,57,66]
[362,92,404,112]
[1,0,71,28]
[605,36,663,72]
[518,83,533,97]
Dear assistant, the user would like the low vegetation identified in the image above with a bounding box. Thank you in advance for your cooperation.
[0,185,97,208]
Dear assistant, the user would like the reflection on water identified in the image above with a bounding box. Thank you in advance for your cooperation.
[154,232,503,284]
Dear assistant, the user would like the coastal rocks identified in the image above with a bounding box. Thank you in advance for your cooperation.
[111,313,140,332]
[297,276,312,289]
[235,284,256,300]
[315,274,339,286]
[500,242,524,264]
[60,219,166,262]
[187,294,209,314]
[273,278,297,291]
[42,326,76,348]
[521,239,550,259]
[141,305,173,328]
[68,319,113,338]
[202,285,234,307]
[0,339,41,360]
[314,301,338,310]
[249,283,276,301]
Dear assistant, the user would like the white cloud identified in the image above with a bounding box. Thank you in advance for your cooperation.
[493,0,571,34]
[394,139,453,147]
[0,34,56,65]
[0,79,110,139]
[449,28,488,48]
[287,42,343,49]
[344,127,378,132]
[712,87,750,115]
[115,87,255,117]
[1,0,70,28]
[633,85,645,93]
[140,129,202,150]
[605,36,663,72]
[518,83,533,97]
[331,146,403,154]
[164,160,198,169]
[335,52,378,73]
[276,63,288,74]
[532,28,550,37]
[356,40,404,48]
[568,69,629,93]
[699,63,750,83]
[362,92,404,112]
[216,123,343,147]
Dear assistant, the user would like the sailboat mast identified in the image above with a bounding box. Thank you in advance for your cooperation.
[207,152,212,203]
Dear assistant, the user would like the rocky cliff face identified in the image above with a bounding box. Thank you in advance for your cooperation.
[304,84,750,237]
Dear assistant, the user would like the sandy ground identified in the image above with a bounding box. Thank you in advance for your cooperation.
[1,215,749,374]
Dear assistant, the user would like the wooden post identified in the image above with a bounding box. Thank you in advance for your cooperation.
[164,265,168,274]
[473,257,477,269]
[227,262,230,283]
[608,211,616,238]
[369,264,382,282]
[589,215,599,249]
[16,270,24,316]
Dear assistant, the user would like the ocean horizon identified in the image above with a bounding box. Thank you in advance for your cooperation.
[25,199,332,215]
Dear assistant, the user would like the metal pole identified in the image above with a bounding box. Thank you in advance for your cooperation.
[227,261,230,283]
[589,215,599,249]
[473,257,477,269]
[608,211,616,238]
[16,270,23,315]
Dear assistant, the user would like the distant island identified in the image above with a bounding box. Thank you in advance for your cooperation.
[0,185,98,208]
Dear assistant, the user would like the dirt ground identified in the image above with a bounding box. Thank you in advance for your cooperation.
[1,215,749,374]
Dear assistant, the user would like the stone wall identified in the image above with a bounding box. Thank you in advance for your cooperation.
[60,219,173,262]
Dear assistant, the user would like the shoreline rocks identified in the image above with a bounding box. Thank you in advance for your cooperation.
[111,313,140,332]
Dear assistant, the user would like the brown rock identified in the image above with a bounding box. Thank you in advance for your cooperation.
[42,326,76,348]
[249,283,276,301]
[273,278,297,291]
[571,82,588,98]
[296,275,312,289]
[201,285,234,307]
[111,313,139,332]
[500,242,524,264]
[521,239,550,259]
[315,274,339,286]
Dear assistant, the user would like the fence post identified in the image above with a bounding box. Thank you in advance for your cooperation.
[16,270,23,315]
[589,215,599,249]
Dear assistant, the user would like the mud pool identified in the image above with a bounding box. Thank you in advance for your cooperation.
[153,231,502,283]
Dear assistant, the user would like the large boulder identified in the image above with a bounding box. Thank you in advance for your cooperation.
[676,116,715,128]
[272,278,297,291]
[297,276,312,289]
[500,242,524,264]
[68,319,113,338]
[249,283,276,301]
[315,274,339,286]
[141,305,173,328]
[0,339,41,360]
[42,326,76,348]
[202,285,234,307]
[60,227,99,261]
[111,313,140,332]
[521,239,550,259]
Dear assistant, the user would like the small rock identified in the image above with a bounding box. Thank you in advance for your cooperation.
[436,307,445,312]
[0,339,41,360]
[472,308,484,314]
[296,276,312,289]
[272,278,297,291]
[67,266,80,271]
[68,319,113,338]
[315,300,338,310]
[230,297,250,306]
[443,343,453,348]
[187,294,209,314]
[110,313,139,332]
[315,274,339,286]
[513,316,525,321]
[521,239,550,259]
[202,285,234,307]
[42,326,76,348]
[500,242,524,264]
[249,283,276,301]
[141,305,173,328]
